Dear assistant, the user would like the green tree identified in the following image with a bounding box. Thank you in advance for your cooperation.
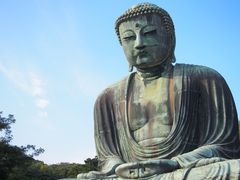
[0,112,45,180]
[84,156,98,171]
[0,112,15,143]
[0,111,99,179]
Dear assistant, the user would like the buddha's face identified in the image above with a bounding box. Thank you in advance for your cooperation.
[119,14,171,70]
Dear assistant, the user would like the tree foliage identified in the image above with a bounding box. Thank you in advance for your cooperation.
[0,112,15,143]
[0,112,45,179]
[0,112,98,179]
[45,158,98,179]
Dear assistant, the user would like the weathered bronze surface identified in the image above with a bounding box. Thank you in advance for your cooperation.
[77,2,240,179]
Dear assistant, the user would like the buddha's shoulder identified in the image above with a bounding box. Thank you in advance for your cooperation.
[96,74,132,100]
[175,63,222,79]
[107,74,131,90]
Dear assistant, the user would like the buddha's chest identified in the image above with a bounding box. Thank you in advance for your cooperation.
[128,77,173,131]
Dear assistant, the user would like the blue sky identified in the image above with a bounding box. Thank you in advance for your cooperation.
[0,0,239,164]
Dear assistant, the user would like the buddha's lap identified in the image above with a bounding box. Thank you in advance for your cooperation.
[156,159,240,180]
[76,159,240,179]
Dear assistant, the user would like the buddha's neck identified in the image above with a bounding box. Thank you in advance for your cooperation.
[136,62,173,81]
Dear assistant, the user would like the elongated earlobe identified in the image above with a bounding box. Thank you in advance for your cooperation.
[128,64,133,72]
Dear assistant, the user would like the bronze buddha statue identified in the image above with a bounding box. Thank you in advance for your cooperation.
[77,3,240,179]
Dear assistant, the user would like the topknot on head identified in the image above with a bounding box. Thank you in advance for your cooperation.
[115,2,175,44]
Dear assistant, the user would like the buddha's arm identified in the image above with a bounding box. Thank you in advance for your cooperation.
[94,89,124,173]
[78,90,124,179]
[171,145,224,168]
[172,69,240,168]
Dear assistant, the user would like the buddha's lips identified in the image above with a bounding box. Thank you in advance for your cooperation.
[135,51,147,57]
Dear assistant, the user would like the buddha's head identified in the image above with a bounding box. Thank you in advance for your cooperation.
[115,3,176,71]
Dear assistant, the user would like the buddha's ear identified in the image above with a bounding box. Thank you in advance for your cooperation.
[128,64,133,72]
[172,54,176,63]
[171,32,176,63]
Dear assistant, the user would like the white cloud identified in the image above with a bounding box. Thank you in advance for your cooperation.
[30,72,44,97]
[35,98,49,109]
[0,63,29,92]
[0,63,50,111]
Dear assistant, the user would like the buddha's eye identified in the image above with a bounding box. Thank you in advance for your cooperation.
[142,26,157,36]
[123,35,136,41]
[122,31,136,42]
[143,29,157,36]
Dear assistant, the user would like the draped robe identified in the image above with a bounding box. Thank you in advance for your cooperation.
[94,64,240,179]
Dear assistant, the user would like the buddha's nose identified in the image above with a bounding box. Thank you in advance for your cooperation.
[134,36,145,50]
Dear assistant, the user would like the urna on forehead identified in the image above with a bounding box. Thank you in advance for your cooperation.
[115,2,175,44]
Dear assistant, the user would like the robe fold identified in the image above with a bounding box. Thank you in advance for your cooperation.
[94,64,240,179]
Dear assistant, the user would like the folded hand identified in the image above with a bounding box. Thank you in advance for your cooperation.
[115,159,179,179]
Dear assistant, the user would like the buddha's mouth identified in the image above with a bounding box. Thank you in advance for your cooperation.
[135,50,147,56]
[136,52,149,63]
[136,56,150,65]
